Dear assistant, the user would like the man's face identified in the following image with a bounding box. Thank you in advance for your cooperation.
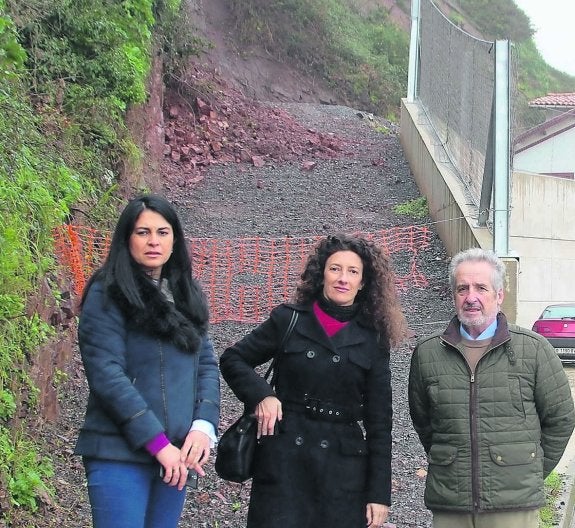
[453,260,504,338]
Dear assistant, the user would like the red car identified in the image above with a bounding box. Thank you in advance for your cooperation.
[532,304,575,363]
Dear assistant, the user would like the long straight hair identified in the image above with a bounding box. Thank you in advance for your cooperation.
[82,195,208,330]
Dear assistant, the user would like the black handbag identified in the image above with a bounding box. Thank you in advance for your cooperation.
[215,310,298,483]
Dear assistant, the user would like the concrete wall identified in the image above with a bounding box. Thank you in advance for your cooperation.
[399,100,492,255]
[510,172,575,327]
[399,99,518,322]
[400,98,575,328]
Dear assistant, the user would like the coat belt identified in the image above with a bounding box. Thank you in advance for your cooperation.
[282,398,364,423]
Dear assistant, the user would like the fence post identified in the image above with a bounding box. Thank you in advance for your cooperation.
[407,0,420,102]
[493,40,511,257]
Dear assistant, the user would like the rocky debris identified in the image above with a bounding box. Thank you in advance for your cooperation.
[161,68,354,190]
[164,101,450,527]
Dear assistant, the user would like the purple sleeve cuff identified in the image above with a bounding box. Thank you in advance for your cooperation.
[145,433,170,456]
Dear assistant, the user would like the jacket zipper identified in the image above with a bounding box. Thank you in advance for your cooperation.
[469,370,480,511]
[159,340,169,432]
[442,331,513,513]
[447,342,481,512]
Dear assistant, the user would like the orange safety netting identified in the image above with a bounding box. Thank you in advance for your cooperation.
[53,224,431,324]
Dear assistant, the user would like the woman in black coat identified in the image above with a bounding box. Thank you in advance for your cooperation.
[220,234,407,528]
[75,195,220,528]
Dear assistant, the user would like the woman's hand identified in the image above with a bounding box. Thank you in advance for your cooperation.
[180,430,210,475]
[366,503,389,527]
[156,443,189,490]
[255,395,282,438]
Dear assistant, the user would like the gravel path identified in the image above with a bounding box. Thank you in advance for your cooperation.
[168,102,454,528]
[29,102,454,528]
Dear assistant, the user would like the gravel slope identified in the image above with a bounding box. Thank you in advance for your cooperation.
[26,101,454,528]
[168,101,453,528]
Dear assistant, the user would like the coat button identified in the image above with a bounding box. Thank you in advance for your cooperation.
[295,436,304,446]
[332,355,340,363]
[320,440,329,449]
[497,455,502,462]
[306,350,316,358]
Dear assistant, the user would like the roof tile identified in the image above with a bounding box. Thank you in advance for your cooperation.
[529,92,575,107]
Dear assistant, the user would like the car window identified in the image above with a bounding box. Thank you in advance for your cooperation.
[542,306,575,319]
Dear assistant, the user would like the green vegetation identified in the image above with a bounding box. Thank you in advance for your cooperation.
[540,471,563,527]
[0,0,189,520]
[226,0,574,123]
[513,39,575,130]
[453,0,533,41]
[229,0,409,119]
[448,11,465,29]
[0,428,54,511]
[393,197,428,219]
[448,0,574,128]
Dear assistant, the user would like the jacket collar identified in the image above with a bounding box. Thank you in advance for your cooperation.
[441,312,514,363]
[107,275,202,352]
[442,312,510,345]
[287,303,373,352]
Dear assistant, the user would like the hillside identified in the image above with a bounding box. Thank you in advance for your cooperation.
[184,0,409,105]
[14,71,454,528]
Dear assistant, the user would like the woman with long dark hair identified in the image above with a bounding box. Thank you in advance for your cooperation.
[220,234,407,528]
[75,195,220,528]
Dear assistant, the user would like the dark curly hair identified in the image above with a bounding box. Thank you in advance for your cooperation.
[293,234,407,347]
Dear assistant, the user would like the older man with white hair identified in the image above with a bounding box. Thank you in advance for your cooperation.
[409,247,575,528]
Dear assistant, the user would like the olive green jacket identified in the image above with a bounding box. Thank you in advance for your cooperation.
[408,313,575,513]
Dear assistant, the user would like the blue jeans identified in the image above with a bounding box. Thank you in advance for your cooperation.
[83,458,187,528]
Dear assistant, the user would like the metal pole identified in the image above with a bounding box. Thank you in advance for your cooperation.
[493,40,510,256]
[407,0,421,102]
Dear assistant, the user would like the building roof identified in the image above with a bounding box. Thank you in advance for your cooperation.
[514,108,575,154]
[529,92,575,108]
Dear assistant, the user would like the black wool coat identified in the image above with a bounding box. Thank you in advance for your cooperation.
[220,303,392,528]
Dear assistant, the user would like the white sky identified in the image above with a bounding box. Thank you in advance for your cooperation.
[513,0,575,77]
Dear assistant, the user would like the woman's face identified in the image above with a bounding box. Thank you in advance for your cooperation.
[322,250,364,306]
[129,209,174,279]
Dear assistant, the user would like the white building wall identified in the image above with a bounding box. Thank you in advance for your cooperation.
[511,172,575,327]
[513,126,575,175]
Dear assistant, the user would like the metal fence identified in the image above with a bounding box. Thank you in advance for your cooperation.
[417,0,495,210]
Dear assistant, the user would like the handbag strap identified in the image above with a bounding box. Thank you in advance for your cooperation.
[264,309,298,383]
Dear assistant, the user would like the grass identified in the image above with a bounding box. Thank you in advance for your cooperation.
[393,196,428,219]
[540,471,565,527]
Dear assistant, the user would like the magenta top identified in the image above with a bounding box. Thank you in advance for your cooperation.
[313,301,349,336]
